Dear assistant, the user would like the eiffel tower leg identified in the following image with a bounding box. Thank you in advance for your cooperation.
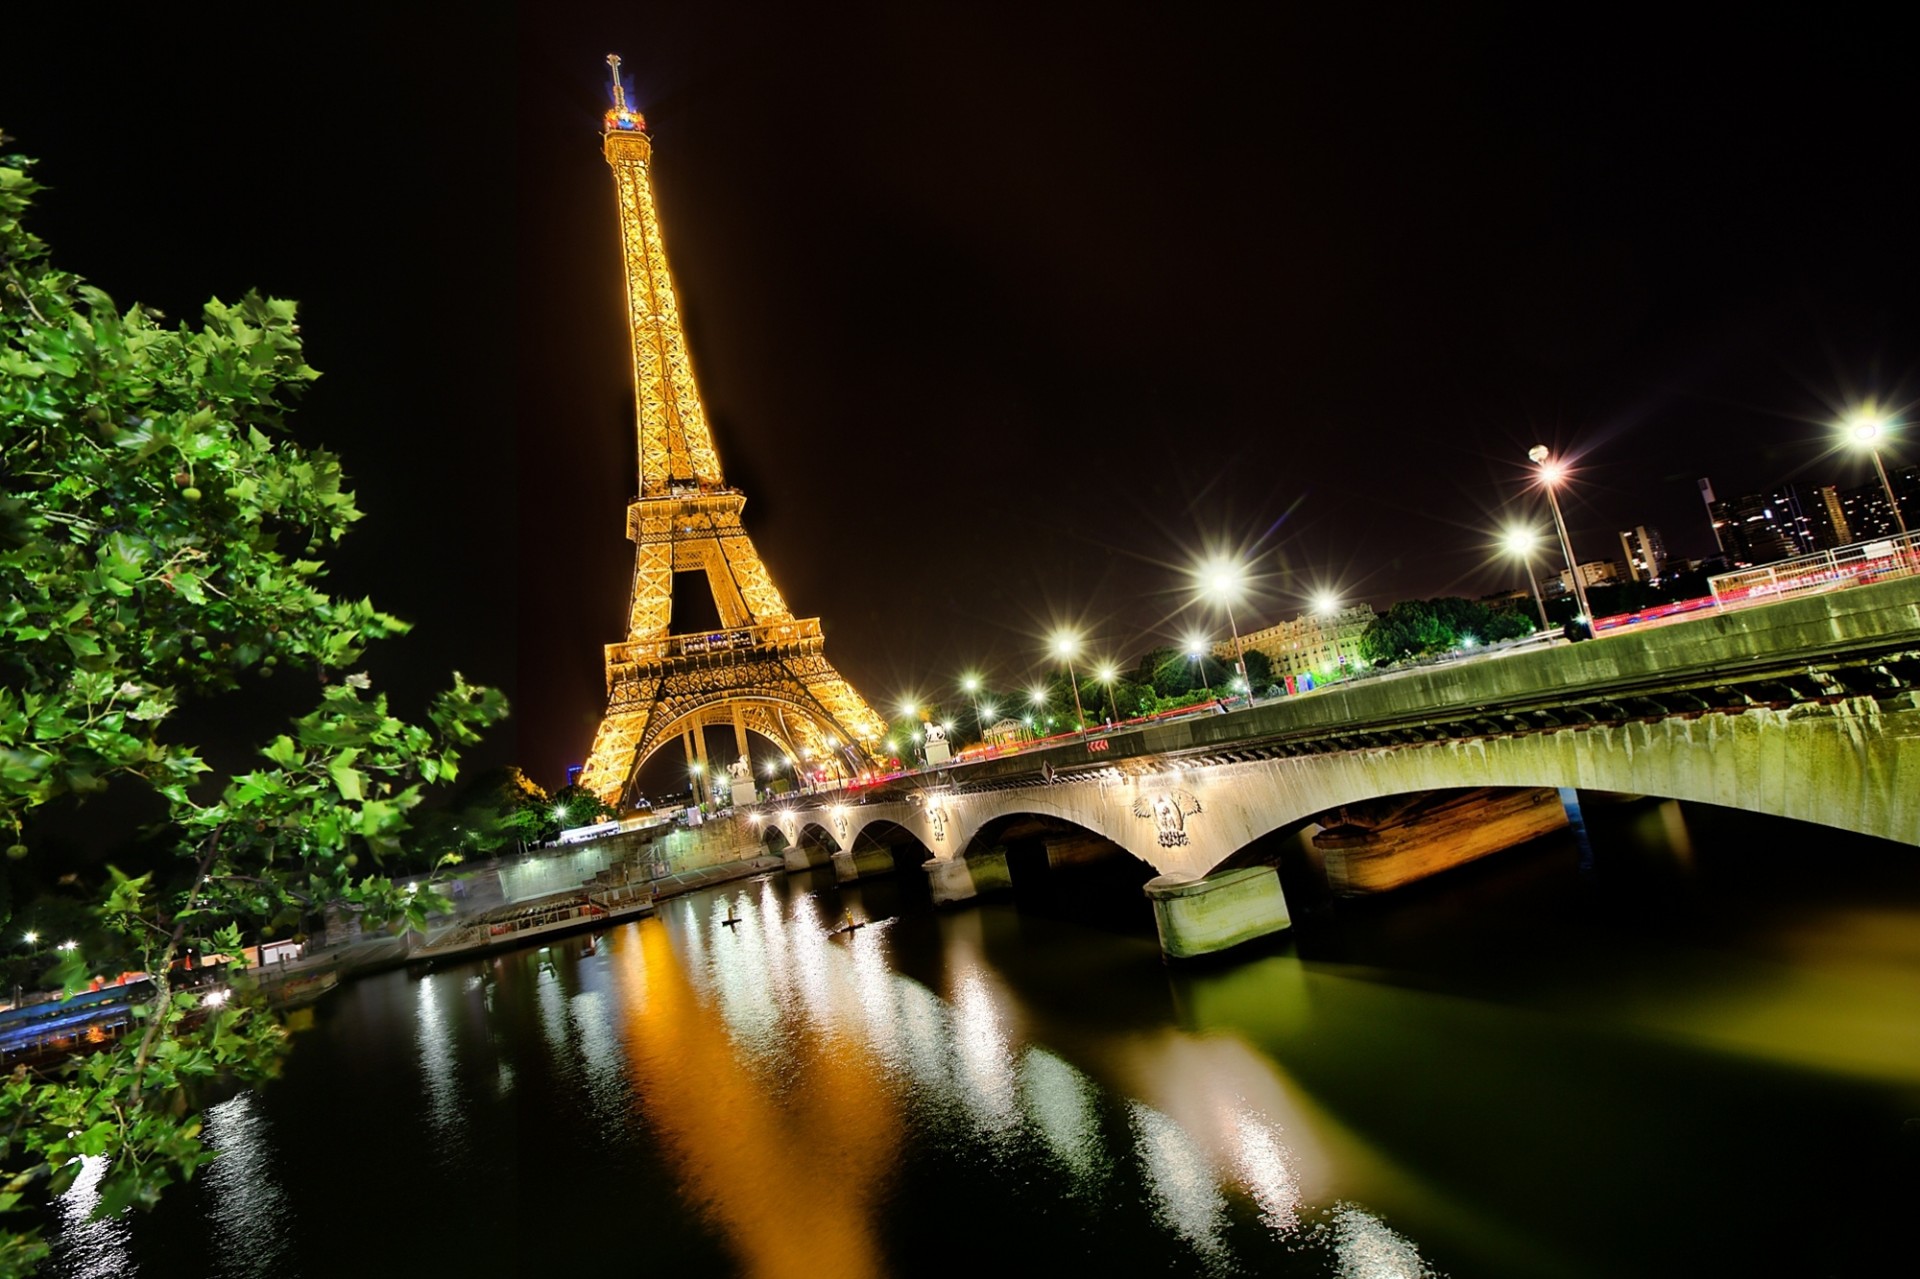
[580,707,653,809]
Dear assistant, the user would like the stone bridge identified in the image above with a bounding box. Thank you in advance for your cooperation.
[730,578,1920,959]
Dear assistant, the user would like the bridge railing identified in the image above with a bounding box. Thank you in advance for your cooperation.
[1708,532,1920,610]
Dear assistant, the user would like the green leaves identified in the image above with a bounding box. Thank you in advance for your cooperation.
[0,134,509,1273]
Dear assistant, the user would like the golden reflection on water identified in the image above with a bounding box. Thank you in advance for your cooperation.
[606,910,903,1279]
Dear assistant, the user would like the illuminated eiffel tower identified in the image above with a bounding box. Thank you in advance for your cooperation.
[577,56,886,806]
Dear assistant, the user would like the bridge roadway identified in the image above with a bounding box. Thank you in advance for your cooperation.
[746,576,1920,958]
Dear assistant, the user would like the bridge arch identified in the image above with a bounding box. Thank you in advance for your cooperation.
[846,818,936,876]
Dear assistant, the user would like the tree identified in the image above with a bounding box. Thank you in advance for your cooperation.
[0,138,506,1271]
[1359,596,1537,666]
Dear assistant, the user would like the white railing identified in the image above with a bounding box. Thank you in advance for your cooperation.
[1708,532,1920,609]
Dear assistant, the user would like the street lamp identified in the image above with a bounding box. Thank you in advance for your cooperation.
[961,675,989,744]
[1847,415,1910,538]
[1051,632,1089,732]
[1310,590,1339,678]
[1184,634,1210,691]
[1528,445,1593,630]
[1199,559,1251,705]
[1501,525,1553,631]
[1094,664,1120,725]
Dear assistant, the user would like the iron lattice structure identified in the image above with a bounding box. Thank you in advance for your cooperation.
[576,57,886,805]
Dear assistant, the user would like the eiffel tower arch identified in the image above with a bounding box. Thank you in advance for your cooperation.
[577,57,886,806]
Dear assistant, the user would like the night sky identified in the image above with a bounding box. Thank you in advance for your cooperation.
[9,3,1919,794]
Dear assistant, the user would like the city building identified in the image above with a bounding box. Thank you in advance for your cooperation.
[1838,465,1919,542]
[1616,525,1667,581]
[1220,604,1378,682]
[1555,560,1623,594]
[1806,484,1852,550]
[1708,488,1804,566]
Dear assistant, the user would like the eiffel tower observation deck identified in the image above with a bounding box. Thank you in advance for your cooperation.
[577,55,886,807]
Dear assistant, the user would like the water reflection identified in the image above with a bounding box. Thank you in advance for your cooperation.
[69,796,1920,1276]
[52,1156,130,1279]
[1018,1047,1103,1186]
[1129,1100,1230,1258]
[202,1093,293,1279]
[607,915,900,1279]
[413,972,464,1161]
[1327,1202,1440,1279]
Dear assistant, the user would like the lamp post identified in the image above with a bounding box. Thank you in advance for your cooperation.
[1310,590,1339,680]
[1094,664,1120,725]
[1184,635,1211,693]
[1051,633,1089,732]
[1528,446,1593,630]
[1200,560,1251,705]
[961,676,989,745]
[1848,416,1910,538]
[1501,526,1553,631]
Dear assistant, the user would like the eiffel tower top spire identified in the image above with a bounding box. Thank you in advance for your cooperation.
[602,54,724,497]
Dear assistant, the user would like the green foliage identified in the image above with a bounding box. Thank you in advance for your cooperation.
[1132,645,1223,699]
[0,136,506,1271]
[1359,596,1536,665]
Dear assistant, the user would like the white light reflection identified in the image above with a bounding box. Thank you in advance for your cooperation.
[1228,1105,1300,1232]
[951,969,1018,1135]
[1328,1202,1440,1279]
[1128,1101,1229,1258]
[708,895,785,1064]
[204,1092,294,1277]
[786,894,835,1025]
[52,1155,131,1278]
[535,964,567,1055]
[1019,1046,1104,1186]
[568,988,626,1128]
[414,973,465,1155]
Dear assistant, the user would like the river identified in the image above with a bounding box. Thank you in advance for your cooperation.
[49,798,1920,1277]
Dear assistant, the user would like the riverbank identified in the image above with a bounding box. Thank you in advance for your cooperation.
[268,853,787,986]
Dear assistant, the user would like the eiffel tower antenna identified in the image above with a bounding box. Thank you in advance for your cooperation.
[579,58,886,808]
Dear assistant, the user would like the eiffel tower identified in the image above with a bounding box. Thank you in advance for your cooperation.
[577,56,887,807]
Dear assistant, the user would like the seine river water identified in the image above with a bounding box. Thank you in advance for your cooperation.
[48,798,1920,1278]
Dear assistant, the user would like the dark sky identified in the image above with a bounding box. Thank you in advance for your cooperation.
[9,3,1919,793]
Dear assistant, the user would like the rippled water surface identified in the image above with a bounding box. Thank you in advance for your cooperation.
[49,800,1920,1277]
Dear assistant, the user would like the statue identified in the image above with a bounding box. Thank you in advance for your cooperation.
[924,723,948,744]
[726,753,751,780]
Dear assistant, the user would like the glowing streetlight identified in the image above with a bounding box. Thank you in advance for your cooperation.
[1847,415,1909,537]
[1051,632,1089,732]
[22,931,37,946]
[1198,559,1251,705]
[57,940,76,952]
[1094,663,1121,724]
[1184,634,1210,691]
[961,674,989,744]
[1501,525,1553,631]
[1528,445,1593,629]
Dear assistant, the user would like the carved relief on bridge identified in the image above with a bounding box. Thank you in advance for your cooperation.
[1132,790,1203,847]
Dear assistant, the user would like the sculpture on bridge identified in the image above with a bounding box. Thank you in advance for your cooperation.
[924,723,948,744]
[726,753,752,780]
[1133,790,1203,847]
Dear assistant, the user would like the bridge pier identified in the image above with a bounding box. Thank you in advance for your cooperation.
[830,846,896,884]
[1143,866,1291,961]
[924,850,1013,906]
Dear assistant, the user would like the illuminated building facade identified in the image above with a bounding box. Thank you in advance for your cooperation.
[1220,605,1377,682]
[577,56,886,806]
